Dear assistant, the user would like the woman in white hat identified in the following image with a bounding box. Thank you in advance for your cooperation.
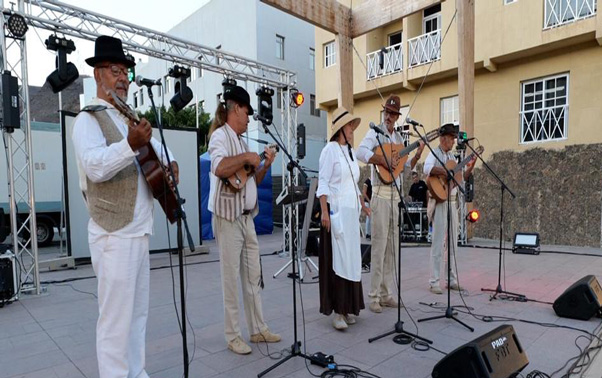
[317,107,370,330]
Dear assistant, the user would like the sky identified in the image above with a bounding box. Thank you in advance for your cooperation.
[22,0,210,86]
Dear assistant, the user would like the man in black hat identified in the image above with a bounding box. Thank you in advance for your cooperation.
[423,123,475,294]
[207,85,280,355]
[72,35,178,378]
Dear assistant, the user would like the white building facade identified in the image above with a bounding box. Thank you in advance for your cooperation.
[128,0,326,175]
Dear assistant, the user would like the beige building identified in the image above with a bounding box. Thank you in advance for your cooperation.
[315,0,602,247]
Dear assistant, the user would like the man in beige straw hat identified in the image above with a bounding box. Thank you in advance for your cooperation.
[357,95,424,313]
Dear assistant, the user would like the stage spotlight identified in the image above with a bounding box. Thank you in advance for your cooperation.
[467,209,480,223]
[289,88,304,108]
[512,232,540,255]
[7,13,28,38]
[256,85,274,125]
[44,35,79,93]
[222,77,237,92]
[168,65,193,112]
[126,54,135,83]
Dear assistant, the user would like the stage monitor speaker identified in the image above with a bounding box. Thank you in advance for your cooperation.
[553,275,602,321]
[432,324,528,378]
[0,251,16,302]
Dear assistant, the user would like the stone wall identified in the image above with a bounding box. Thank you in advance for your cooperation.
[472,144,602,247]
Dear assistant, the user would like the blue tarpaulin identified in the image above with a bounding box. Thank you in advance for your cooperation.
[200,152,273,240]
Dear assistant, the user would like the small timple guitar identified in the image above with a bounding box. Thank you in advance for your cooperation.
[224,144,279,191]
[109,90,179,223]
[373,128,440,184]
[427,145,484,202]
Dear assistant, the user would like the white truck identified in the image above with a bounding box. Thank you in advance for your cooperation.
[1,121,64,246]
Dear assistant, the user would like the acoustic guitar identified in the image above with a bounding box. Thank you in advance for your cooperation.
[427,145,484,203]
[373,128,440,184]
[109,91,179,223]
[224,144,279,191]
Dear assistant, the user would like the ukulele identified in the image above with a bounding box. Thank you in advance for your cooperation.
[373,128,440,184]
[224,144,279,191]
[427,145,484,203]
[109,90,179,223]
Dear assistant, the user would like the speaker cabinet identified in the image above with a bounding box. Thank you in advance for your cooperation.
[432,325,528,378]
[0,251,17,302]
[553,275,602,321]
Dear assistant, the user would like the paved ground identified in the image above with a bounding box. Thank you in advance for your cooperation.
[2,231,602,378]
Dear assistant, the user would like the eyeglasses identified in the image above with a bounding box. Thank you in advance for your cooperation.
[98,64,128,78]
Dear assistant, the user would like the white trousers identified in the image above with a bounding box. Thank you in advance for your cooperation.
[429,201,458,287]
[213,214,267,342]
[368,187,399,303]
[90,234,150,378]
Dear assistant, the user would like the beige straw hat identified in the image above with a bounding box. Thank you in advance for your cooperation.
[330,107,361,141]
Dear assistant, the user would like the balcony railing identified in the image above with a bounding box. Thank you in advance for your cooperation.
[544,0,597,29]
[366,43,403,80]
[408,30,441,68]
[520,104,568,143]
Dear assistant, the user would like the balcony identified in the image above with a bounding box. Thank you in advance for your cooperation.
[544,0,597,29]
[366,42,403,80]
[408,30,441,68]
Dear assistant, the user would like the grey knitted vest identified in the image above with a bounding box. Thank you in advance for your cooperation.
[85,110,138,232]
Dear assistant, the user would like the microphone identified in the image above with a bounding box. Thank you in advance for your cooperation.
[135,75,161,87]
[253,113,272,125]
[405,117,422,127]
[369,122,388,137]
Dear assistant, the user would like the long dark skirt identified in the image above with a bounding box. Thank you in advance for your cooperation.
[319,225,365,316]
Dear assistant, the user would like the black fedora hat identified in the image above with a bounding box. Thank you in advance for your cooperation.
[223,85,254,116]
[86,35,135,68]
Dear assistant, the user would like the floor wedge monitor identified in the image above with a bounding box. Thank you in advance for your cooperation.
[432,324,528,378]
[553,275,602,321]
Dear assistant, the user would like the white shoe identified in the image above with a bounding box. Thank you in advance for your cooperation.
[332,314,348,330]
[344,314,356,325]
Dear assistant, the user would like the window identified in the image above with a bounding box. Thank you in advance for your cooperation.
[423,4,441,33]
[544,0,596,28]
[388,31,402,47]
[309,48,315,71]
[133,92,138,108]
[139,89,144,106]
[520,73,569,143]
[440,95,459,125]
[324,41,336,67]
[310,94,320,117]
[276,35,285,60]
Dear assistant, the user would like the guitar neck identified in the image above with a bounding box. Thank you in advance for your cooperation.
[453,152,476,174]
[397,140,420,157]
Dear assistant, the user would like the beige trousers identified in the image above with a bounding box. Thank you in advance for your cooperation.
[429,201,459,287]
[213,214,267,342]
[368,185,399,303]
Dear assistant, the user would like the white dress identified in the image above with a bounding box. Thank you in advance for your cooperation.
[317,142,362,282]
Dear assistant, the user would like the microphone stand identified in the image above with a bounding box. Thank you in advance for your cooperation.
[368,128,431,345]
[146,86,195,378]
[467,142,522,301]
[414,125,473,332]
[257,120,314,378]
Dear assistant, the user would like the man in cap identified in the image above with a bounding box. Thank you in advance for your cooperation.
[357,95,424,313]
[72,35,178,378]
[208,85,281,354]
[423,123,475,294]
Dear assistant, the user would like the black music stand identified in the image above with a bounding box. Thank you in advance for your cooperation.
[368,130,432,346]
[147,86,196,378]
[415,125,473,332]
[257,120,315,378]
[470,142,522,300]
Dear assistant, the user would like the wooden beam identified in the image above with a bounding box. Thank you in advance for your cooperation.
[336,33,354,111]
[260,0,351,35]
[457,0,474,138]
[351,0,444,38]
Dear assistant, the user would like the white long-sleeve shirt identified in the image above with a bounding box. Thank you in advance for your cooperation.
[356,127,409,186]
[424,145,458,197]
[72,98,175,238]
